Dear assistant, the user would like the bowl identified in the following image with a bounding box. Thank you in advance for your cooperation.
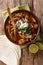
[4,10,40,46]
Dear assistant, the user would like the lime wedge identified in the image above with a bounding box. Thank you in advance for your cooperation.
[29,44,39,53]
[36,42,43,50]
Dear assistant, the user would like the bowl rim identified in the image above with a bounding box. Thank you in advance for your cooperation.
[4,10,40,46]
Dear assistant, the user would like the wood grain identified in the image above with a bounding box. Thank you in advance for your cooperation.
[33,0,43,65]
[20,0,33,10]
[20,48,33,65]
[0,0,14,11]
[13,0,20,7]
[0,61,6,65]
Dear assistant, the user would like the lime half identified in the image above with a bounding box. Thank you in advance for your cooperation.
[29,44,39,53]
[36,42,43,50]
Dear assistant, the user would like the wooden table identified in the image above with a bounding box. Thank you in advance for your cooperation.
[0,0,43,65]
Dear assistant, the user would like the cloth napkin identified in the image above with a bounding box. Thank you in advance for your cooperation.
[2,4,30,21]
[0,35,21,65]
[0,4,30,65]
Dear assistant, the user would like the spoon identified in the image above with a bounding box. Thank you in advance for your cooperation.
[6,3,16,41]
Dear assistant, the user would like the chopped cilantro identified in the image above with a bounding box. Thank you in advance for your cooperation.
[18,27,27,32]
[17,27,31,34]
[26,28,32,34]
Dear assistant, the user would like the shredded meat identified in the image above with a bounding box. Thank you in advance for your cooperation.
[18,39,25,44]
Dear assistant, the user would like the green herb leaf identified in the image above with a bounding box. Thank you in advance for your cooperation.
[17,27,32,34]
[18,27,27,32]
[26,28,31,34]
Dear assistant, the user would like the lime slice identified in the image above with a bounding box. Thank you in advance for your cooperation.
[29,44,39,53]
[36,42,43,50]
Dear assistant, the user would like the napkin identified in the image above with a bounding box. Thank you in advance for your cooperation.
[0,4,30,65]
[0,35,21,65]
[2,4,30,21]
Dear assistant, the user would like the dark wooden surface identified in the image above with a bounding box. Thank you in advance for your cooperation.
[0,0,43,65]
